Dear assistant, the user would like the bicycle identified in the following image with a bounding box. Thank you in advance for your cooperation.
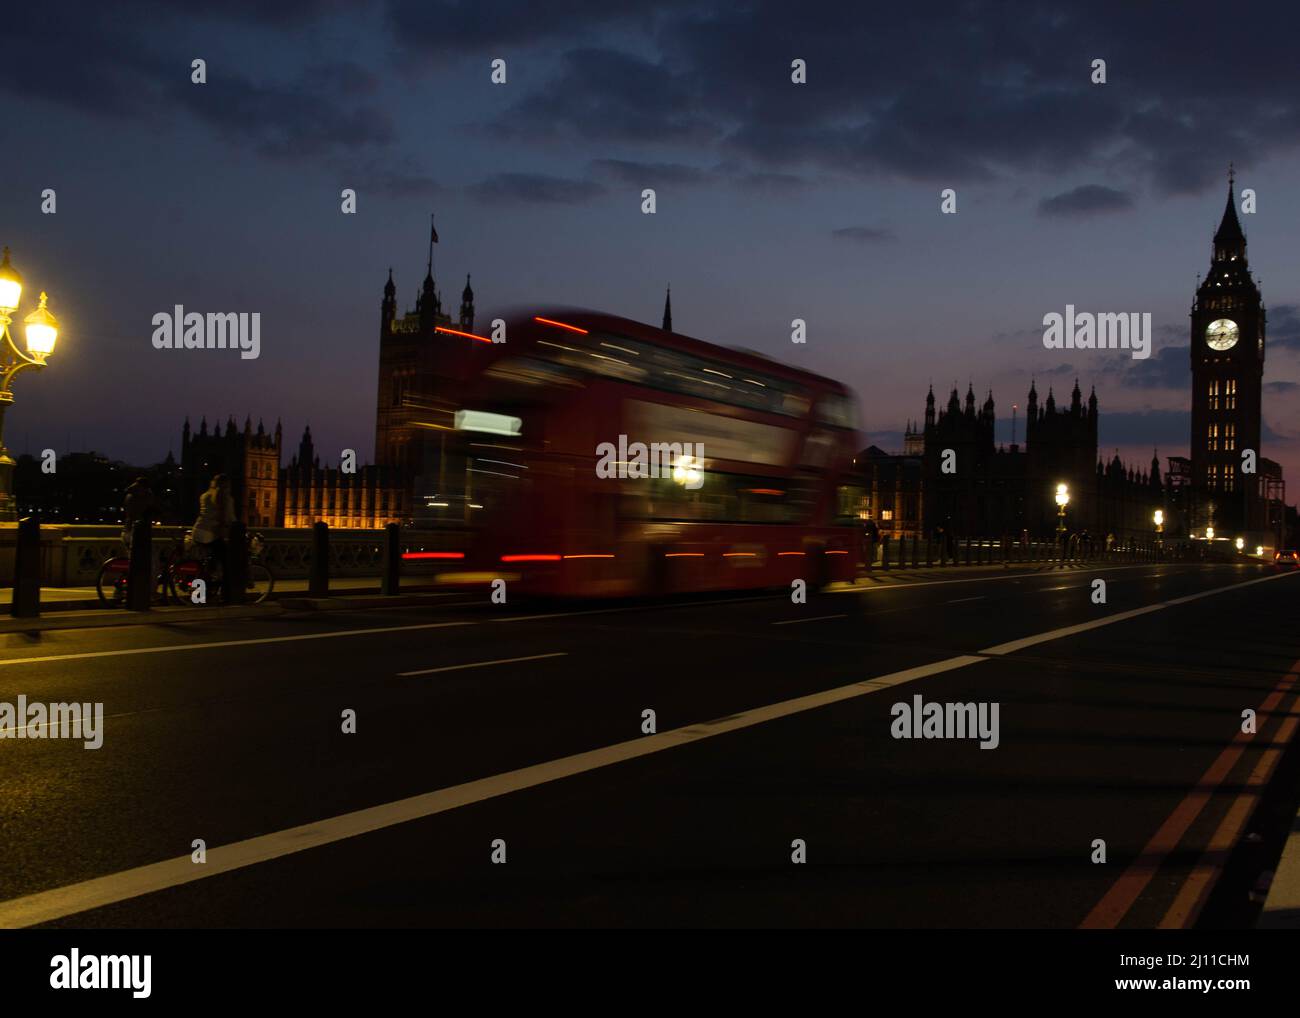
[95,531,174,607]
[96,531,275,606]
[168,530,275,605]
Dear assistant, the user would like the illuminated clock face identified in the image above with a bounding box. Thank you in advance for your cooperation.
[1206,318,1239,351]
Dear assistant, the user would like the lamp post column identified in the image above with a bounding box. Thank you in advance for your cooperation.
[0,247,62,522]
[0,399,14,521]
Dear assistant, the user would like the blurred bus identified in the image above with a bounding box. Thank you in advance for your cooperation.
[427,309,864,596]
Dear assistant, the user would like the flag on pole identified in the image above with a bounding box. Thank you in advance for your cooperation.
[430,215,439,244]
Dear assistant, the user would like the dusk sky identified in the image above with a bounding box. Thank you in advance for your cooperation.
[3,0,1300,486]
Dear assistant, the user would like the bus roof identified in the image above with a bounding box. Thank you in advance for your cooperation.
[509,307,853,395]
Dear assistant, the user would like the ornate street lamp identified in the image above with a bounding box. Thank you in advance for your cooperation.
[1153,508,1164,548]
[0,246,61,521]
[1054,482,1070,538]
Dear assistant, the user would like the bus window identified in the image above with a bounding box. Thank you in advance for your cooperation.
[630,471,817,524]
[816,393,860,429]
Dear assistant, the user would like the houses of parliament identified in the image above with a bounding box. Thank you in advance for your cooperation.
[178,235,476,530]
[860,173,1288,546]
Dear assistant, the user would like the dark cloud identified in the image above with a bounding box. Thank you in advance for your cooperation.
[18,1,1300,203]
[1267,304,1300,349]
[385,0,687,57]
[1121,343,1190,389]
[832,226,897,244]
[489,48,717,145]
[1098,409,1190,447]
[467,172,606,205]
[590,160,710,186]
[1266,381,1300,393]
[1038,185,1134,218]
[335,155,440,198]
[0,3,397,163]
[175,66,395,159]
[732,171,810,192]
[441,0,1300,198]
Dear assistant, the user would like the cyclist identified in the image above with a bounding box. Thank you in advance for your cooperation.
[192,474,237,601]
[121,476,157,551]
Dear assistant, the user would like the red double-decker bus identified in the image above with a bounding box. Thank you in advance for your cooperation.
[424,309,864,596]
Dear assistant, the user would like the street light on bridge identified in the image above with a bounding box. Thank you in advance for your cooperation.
[1153,508,1164,548]
[0,246,61,521]
[1054,482,1070,538]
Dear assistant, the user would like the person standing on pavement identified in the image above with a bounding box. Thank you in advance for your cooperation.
[192,474,237,600]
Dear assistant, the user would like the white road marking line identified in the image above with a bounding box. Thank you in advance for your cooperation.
[980,570,1293,656]
[0,568,1287,928]
[833,562,1186,595]
[771,614,847,626]
[0,621,474,667]
[945,596,985,604]
[398,652,568,677]
[0,653,984,929]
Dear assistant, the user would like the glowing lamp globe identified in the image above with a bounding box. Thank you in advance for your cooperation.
[23,292,58,357]
[0,247,22,314]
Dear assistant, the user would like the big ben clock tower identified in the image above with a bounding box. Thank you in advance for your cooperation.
[1189,169,1265,532]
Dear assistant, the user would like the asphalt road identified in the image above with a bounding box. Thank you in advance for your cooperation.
[2,561,1298,927]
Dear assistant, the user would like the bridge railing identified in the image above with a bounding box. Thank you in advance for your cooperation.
[862,534,1204,571]
[0,523,469,587]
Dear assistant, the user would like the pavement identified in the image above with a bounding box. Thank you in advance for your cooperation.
[0,560,1297,927]
[0,577,462,624]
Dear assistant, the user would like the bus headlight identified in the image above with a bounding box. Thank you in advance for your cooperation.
[672,455,703,489]
[455,410,522,436]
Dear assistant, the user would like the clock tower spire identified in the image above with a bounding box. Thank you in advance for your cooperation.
[1189,167,1265,533]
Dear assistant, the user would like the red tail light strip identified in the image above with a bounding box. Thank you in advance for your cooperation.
[533,316,589,335]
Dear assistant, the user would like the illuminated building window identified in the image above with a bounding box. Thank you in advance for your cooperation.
[1224,423,1236,451]
[1207,423,1219,451]
[1208,464,1219,489]
[1225,378,1237,410]
[1208,379,1219,410]
[1225,468,1235,493]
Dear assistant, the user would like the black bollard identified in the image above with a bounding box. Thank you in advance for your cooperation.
[308,522,330,597]
[126,519,153,611]
[226,522,248,605]
[382,523,401,595]
[11,516,40,618]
